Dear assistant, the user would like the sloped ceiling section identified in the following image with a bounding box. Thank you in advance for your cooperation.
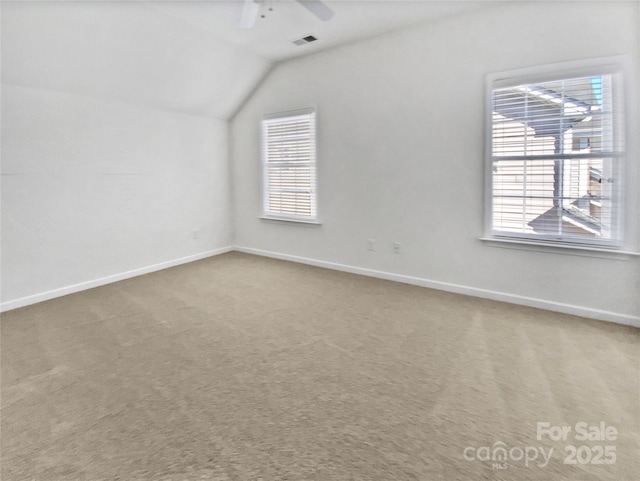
[2,1,498,120]
[1,1,271,119]
[150,0,493,62]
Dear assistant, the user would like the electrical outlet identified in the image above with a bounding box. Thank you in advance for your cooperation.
[368,238,376,251]
[192,229,200,240]
[393,242,401,254]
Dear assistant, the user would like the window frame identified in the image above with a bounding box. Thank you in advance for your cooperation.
[484,57,628,250]
[261,108,318,223]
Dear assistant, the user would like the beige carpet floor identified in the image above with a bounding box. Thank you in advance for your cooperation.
[1,252,638,481]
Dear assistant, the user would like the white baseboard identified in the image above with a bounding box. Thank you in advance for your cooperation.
[0,246,234,313]
[234,246,640,328]
[3,244,638,328]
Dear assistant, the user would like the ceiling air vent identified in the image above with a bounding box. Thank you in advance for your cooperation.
[293,35,317,46]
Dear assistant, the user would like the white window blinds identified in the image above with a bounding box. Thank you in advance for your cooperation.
[489,71,624,246]
[262,110,317,221]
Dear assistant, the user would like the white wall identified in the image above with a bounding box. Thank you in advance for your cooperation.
[1,2,239,307]
[231,1,640,324]
[1,85,232,306]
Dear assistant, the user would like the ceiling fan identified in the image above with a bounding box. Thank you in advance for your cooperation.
[240,0,334,29]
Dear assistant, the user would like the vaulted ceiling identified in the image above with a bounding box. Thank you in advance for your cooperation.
[1,1,496,120]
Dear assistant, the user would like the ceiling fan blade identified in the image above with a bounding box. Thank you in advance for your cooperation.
[240,0,261,29]
[296,0,334,21]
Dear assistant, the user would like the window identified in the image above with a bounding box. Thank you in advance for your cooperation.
[262,109,317,222]
[486,61,625,248]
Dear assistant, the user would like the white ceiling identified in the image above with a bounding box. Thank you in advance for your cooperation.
[149,0,496,62]
[2,1,497,119]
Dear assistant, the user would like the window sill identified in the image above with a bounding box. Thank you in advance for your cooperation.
[259,216,322,226]
[479,236,640,260]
